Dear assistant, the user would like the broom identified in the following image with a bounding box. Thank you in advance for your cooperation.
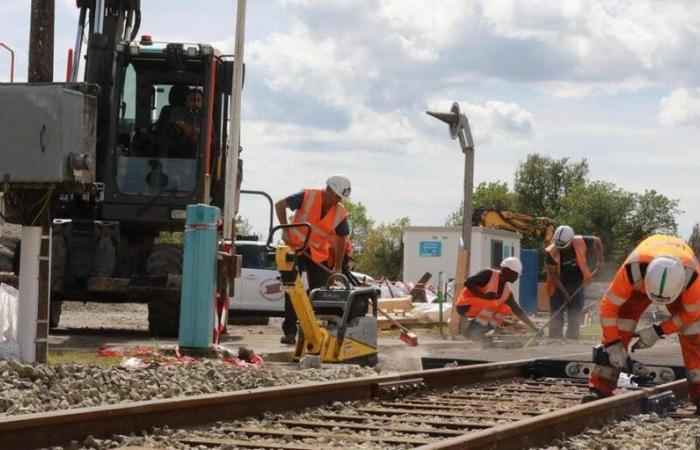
[305,251,419,346]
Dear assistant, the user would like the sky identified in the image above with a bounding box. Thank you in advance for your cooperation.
[2,0,700,241]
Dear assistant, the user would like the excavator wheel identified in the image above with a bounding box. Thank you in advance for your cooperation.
[146,244,183,337]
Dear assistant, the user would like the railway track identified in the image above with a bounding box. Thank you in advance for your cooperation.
[0,358,688,449]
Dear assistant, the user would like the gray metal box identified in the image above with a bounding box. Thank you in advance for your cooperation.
[0,83,96,184]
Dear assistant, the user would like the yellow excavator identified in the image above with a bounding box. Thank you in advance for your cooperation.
[474,209,556,245]
[268,224,379,367]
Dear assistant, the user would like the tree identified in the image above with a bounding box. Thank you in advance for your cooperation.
[355,217,410,279]
[625,190,680,245]
[514,154,589,217]
[343,200,374,254]
[559,181,636,261]
[444,181,517,226]
[689,223,700,257]
[235,215,254,236]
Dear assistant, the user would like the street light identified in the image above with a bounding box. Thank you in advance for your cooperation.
[0,43,15,82]
[426,102,475,336]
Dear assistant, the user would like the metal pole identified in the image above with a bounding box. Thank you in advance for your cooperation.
[462,145,475,271]
[223,0,246,240]
[0,43,15,82]
[28,0,55,82]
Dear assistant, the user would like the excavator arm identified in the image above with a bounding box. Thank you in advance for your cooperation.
[474,210,556,245]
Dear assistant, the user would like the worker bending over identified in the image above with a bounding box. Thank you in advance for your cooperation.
[275,174,352,345]
[585,234,700,411]
[456,257,538,339]
[546,225,604,340]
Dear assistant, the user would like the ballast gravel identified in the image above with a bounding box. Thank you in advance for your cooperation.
[540,412,700,450]
[0,358,377,418]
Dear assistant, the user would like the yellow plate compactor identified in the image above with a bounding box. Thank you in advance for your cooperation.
[269,224,379,367]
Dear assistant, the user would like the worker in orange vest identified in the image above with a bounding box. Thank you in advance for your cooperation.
[455,257,538,340]
[274,174,351,345]
[584,235,700,410]
[546,225,604,340]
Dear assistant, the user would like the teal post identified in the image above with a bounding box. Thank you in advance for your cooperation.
[178,204,220,349]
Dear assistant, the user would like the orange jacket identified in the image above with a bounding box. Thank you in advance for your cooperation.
[546,236,591,295]
[288,189,348,264]
[456,269,512,321]
[599,234,700,344]
[327,236,353,266]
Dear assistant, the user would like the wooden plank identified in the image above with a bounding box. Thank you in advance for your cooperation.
[380,400,541,415]
[358,407,524,421]
[277,419,463,437]
[181,437,322,450]
[227,427,430,446]
[318,413,495,430]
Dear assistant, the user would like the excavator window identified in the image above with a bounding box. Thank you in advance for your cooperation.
[114,62,202,197]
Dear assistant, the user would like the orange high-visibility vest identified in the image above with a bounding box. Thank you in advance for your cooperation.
[288,189,348,264]
[327,236,353,266]
[456,269,512,323]
[599,234,700,344]
[546,236,591,295]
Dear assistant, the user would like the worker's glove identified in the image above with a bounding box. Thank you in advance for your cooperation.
[605,341,628,370]
[631,325,664,352]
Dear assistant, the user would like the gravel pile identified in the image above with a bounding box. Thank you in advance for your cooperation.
[540,411,700,450]
[0,358,377,417]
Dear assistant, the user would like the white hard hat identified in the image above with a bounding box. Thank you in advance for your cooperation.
[645,255,686,305]
[554,225,575,248]
[326,174,352,200]
[500,257,523,275]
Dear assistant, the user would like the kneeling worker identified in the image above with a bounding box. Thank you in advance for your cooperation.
[585,234,700,411]
[455,257,538,339]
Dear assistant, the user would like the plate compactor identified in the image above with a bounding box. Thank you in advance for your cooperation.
[269,224,380,368]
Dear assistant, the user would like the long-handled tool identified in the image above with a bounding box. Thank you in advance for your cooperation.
[525,269,598,347]
[303,250,419,346]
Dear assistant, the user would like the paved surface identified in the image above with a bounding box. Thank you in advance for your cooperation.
[48,324,685,370]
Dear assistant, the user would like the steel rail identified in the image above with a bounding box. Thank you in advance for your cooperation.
[419,379,688,450]
[0,359,529,450]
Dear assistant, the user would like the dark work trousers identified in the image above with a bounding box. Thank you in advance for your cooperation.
[281,254,331,338]
[549,282,585,340]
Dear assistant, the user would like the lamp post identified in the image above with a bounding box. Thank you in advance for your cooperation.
[426,102,475,336]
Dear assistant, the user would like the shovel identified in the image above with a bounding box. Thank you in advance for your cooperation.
[525,269,598,347]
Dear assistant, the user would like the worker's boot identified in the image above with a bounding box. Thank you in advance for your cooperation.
[694,400,700,416]
[280,334,296,345]
[581,388,607,404]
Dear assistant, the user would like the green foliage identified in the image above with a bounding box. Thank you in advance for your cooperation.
[354,217,410,280]
[343,200,374,254]
[559,181,635,261]
[445,152,681,265]
[514,154,589,217]
[444,181,518,226]
[688,223,700,257]
[235,215,254,236]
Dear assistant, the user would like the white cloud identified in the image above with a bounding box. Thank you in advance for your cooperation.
[658,88,700,127]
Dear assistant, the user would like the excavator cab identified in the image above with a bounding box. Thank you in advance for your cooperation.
[100,39,236,230]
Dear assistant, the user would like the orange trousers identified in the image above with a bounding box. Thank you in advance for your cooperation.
[589,293,700,400]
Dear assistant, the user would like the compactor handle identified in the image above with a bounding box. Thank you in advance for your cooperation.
[266,223,312,256]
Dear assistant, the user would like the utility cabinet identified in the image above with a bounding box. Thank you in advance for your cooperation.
[0,83,96,184]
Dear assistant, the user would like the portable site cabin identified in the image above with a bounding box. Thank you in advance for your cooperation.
[402,226,535,306]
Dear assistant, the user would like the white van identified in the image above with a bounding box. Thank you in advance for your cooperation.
[229,240,285,316]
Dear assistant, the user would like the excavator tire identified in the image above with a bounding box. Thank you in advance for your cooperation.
[146,244,183,337]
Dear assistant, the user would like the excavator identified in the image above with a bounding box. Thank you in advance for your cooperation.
[0,0,242,335]
[473,209,556,245]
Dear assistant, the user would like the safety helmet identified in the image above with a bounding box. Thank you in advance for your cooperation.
[500,257,523,275]
[645,255,686,305]
[326,174,352,200]
[554,225,575,248]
